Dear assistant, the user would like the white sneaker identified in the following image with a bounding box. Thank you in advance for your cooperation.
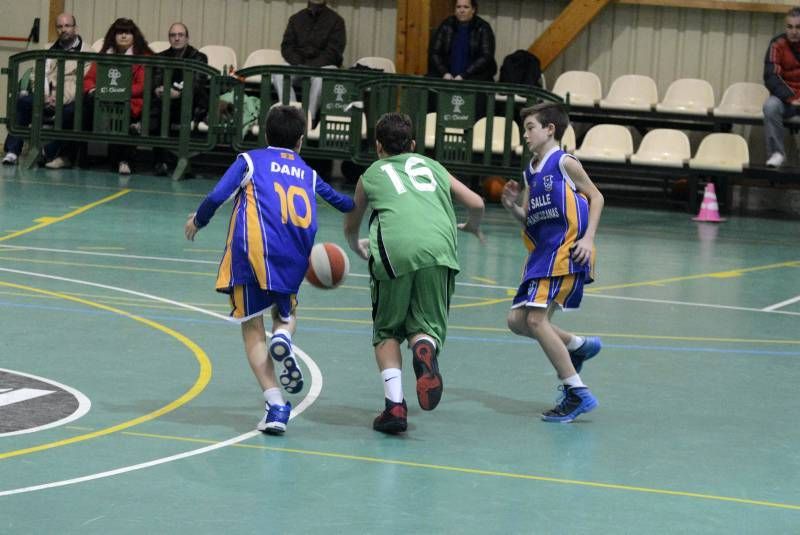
[118,161,131,175]
[44,156,71,169]
[2,153,18,165]
[766,152,785,168]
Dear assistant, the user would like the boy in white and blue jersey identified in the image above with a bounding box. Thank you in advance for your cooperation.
[501,102,605,423]
[185,105,353,434]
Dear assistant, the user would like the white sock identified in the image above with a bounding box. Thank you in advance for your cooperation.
[264,387,285,407]
[381,368,403,403]
[566,335,585,351]
[562,374,585,388]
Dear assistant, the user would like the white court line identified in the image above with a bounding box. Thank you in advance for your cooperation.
[0,369,91,437]
[3,246,798,314]
[762,295,800,312]
[0,267,322,497]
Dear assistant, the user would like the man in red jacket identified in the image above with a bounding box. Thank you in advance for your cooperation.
[763,7,800,168]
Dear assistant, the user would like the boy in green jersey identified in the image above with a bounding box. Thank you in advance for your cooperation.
[344,112,485,434]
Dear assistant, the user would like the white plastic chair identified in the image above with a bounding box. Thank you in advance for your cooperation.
[307,113,368,141]
[599,74,658,111]
[552,71,602,107]
[199,45,238,74]
[656,78,715,115]
[561,124,576,153]
[353,56,396,74]
[688,133,749,172]
[91,38,104,53]
[149,41,170,54]
[472,117,521,154]
[573,124,633,163]
[713,82,769,119]
[629,129,691,168]
[240,49,286,83]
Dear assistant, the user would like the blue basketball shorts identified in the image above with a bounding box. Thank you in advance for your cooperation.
[227,284,297,323]
[511,273,585,310]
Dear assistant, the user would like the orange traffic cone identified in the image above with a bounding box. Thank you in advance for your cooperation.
[692,182,726,222]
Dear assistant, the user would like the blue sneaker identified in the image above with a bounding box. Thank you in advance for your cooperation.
[569,336,602,373]
[257,401,292,434]
[269,333,304,394]
[541,386,598,423]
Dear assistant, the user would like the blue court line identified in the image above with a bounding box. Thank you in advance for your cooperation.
[3,299,800,358]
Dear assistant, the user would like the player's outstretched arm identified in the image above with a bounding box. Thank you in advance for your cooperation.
[501,178,527,225]
[315,176,355,213]
[450,175,486,244]
[185,213,200,241]
[564,157,604,266]
[343,179,370,260]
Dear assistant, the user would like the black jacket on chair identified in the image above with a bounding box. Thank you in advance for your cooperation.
[427,15,497,81]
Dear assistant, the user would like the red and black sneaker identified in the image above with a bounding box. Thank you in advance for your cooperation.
[412,339,443,411]
[373,398,408,434]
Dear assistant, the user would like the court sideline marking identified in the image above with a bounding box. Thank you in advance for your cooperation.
[0,190,131,243]
[0,267,321,497]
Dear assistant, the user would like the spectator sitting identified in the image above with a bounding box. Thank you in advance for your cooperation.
[427,0,497,82]
[271,0,346,123]
[82,18,153,175]
[763,6,800,168]
[2,12,92,169]
[150,22,208,176]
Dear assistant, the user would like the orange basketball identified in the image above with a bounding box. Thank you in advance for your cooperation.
[483,176,507,203]
[306,242,350,289]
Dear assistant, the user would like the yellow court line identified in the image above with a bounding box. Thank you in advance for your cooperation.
[0,281,212,460]
[0,190,132,243]
[118,430,800,512]
[588,260,800,293]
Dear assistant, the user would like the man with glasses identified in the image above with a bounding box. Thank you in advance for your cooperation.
[150,22,208,176]
[3,13,91,168]
[763,6,800,168]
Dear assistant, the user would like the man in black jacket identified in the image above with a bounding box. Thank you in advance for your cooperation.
[271,0,346,121]
[151,22,208,176]
[427,0,496,82]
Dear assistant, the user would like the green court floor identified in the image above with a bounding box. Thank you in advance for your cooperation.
[0,165,799,534]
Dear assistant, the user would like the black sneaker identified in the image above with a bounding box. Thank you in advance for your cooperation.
[153,162,169,176]
[541,385,598,423]
[373,398,407,434]
[412,339,443,411]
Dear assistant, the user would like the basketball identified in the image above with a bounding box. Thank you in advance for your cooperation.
[482,176,507,203]
[306,242,350,289]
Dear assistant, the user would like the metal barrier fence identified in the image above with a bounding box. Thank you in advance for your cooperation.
[4,51,563,180]
[3,50,223,179]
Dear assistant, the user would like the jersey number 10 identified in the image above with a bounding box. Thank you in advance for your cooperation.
[274,183,312,228]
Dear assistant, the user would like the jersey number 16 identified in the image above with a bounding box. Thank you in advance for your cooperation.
[380,156,437,194]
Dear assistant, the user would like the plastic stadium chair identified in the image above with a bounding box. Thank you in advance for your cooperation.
[688,133,749,172]
[149,41,170,54]
[713,82,769,119]
[241,48,286,83]
[552,71,602,107]
[561,124,576,153]
[573,124,633,163]
[629,129,691,167]
[599,74,658,111]
[199,45,238,74]
[656,78,715,115]
[91,38,104,52]
[472,117,521,154]
[353,56,396,74]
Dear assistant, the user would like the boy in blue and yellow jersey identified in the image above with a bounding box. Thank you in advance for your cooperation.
[501,102,604,423]
[344,113,485,434]
[184,105,353,434]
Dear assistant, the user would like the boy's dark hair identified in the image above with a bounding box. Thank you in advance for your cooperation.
[265,105,306,149]
[788,6,800,18]
[520,102,569,141]
[375,112,414,155]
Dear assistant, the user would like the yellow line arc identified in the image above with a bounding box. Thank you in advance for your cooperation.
[0,280,212,460]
